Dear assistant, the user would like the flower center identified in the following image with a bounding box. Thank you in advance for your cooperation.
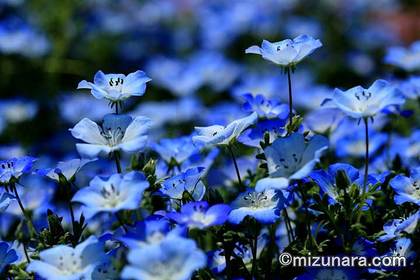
[108,77,124,91]
[0,161,14,172]
[354,90,372,101]
[100,184,121,208]
[243,191,270,208]
[57,252,83,275]
[275,153,302,176]
[100,127,124,147]
[411,180,420,199]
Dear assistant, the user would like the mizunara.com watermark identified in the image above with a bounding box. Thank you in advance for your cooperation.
[279,253,407,268]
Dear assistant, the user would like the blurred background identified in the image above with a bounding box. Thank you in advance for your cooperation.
[0,0,419,160]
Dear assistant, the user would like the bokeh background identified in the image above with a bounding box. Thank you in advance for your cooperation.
[0,0,419,159]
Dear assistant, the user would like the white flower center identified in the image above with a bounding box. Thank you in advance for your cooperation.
[243,191,271,208]
[100,184,122,208]
[274,153,303,176]
[57,253,83,275]
[107,77,124,92]
[100,127,125,147]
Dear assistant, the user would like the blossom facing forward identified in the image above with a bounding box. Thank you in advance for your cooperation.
[72,171,149,219]
[77,70,151,102]
[121,235,206,280]
[193,112,257,146]
[161,167,206,201]
[70,113,151,158]
[245,35,322,67]
[27,236,111,280]
[255,133,328,192]
[166,201,230,229]
[324,79,405,119]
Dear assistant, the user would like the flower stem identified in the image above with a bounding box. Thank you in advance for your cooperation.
[251,228,258,278]
[11,183,37,235]
[115,212,128,233]
[363,117,369,191]
[114,151,122,173]
[286,67,293,126]
[228,144,243,190]
[283,208,294,241]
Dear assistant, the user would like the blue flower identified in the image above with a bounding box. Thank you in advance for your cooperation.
[72,171,149,219]
[256,133,328,192]
[245,35,322,67]
[387,237,416,263]
[121,235,206,280]
[0,99,38,125]
[385,40,420,71]
[242,94,289,119]
[119,218,180,248]
[378,211,419,242]
[193,112,257,146]
[238,119,286,148]
[335,128,387,158]
[304,108,344,134]
[77,70,151,102]
[166,201,230,229]
[0,241,18,273]
[0,192,14,211]
[152,136,199,165]
[228,189,283,224]
[310,163,378,203]
[324,79,405,119]
[27,236,110,280]
[70,114,151,158]
[390,168,420,206]
[160,167,206,202]
[0,156,36,184]
[37,158,96,182]
[352,238,377,257]
[396,76,420,99]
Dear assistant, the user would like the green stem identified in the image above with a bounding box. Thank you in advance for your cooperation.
[283,208,294,241]
[286,67,293,126]
[114,151,122,173]
[251,229,258,278]
[11,183,37,235]
[228,144,243,190]
[363,117,369,191]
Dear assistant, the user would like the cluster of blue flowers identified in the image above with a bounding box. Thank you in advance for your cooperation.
[0,0,419,279]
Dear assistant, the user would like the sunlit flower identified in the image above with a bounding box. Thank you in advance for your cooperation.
[70,114,151,158]
[160,167,206,202]
[324,79,405,119]
[242,94,289,119]
[390,168,420,206]
[72,171,149,219]
[378,211,419,242]
[255,133,328,192]
[0,241,18,273]
[38,158,95,182]
[166,201,230,229]
[152,136,199,165]
[77,70,151,102]
[228,189,283,224]
[245,35,322,67]
[0,156,36,184]
[27,236,110,280]
[121,235,206,280]
[193,112,257,146]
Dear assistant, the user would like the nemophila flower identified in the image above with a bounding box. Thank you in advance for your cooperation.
[27,236,110,280]
[70,114,151,158]
[0,99,38,124]
[390,168,420,206]
[310,163,378,204]
[152,136,199,165]
[119,218,180,248]
[166,201,230,229]
[304,108,344,134]
[228,189,283,224]
[387,130,419,166]
[121,235,206,280]
[378,211,419,242]
[385,40,420,71]
[0,241,17,273]
[193,112,257,146]
[60,94,111,123]
[77,70,151,102]
[38,158,96,182]
[0,156,36,184]
[335,129,387,158]
[246,35,322,67]
[397,76,420,99]
[352,238,377,257]
[160,167,206,202]
[238,119,286,148]
[241,94,289,119]
[387,237,416,262]
[0,17,49,57]
[72,171,149,219]
[255,133,328,192]
[231,72,281,100]
[324,79,405,119]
